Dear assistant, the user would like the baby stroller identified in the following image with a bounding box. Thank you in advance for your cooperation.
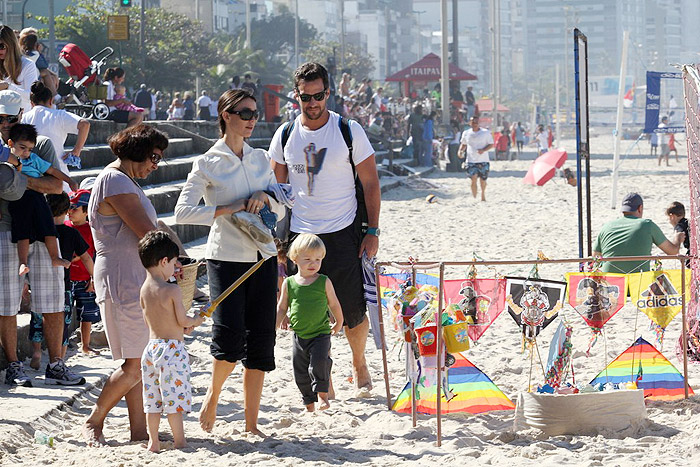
[57,44,113,120]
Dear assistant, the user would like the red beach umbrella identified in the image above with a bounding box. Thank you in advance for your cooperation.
[538,149,568,169]
[523,160,556,186]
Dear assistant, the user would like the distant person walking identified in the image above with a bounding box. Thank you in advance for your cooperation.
[465,86,476,120]
[658,116,670,166]
[515,122,525,156]
[406,104,424,163]
[458,116,493,202]
[197,91,212,121]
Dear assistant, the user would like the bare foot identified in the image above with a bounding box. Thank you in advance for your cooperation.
[245,426,268,437]
[354,364,372,391]
[53,257,71,268]
[82,347,101,356]
[18,264,29,276]
[199,391,218,432]
[328,377,336,400]
[130,430,148,442]
[318,393,330,410]
[30,352,41,370]
[173,439,187,449]
[82,421,106,447]
[305,403,315,412]
[146,439,160,453]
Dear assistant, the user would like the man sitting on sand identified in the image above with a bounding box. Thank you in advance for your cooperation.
[593,192,684,274]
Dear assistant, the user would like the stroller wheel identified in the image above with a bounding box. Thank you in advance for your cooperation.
[92,103,110,120]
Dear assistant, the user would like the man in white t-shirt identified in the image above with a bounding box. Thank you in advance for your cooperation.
[208,96,218,121]
[458,116,494,201]
[269,62,380,394]
[197,91,212,121]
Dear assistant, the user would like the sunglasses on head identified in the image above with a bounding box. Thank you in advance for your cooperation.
[297,89,327,102]
[0,115,19,124]
[151,153,163,164]
[227,108,259,121]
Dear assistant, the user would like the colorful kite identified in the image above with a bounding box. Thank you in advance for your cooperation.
[443,278,506,342]
[628,270,690,329]
[505,277,566,341]
[392,353,516,415]
[566,272,627,351]
[590,337,693,401]
[544,321,574,388]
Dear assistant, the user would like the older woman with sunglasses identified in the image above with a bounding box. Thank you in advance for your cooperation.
[0,25,39,113]
[82,124,168,446]
[175,89,284,437]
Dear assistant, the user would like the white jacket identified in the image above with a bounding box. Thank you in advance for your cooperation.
[174,139,284,262]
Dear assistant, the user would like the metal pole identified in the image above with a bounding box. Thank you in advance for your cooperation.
[340,0,345,70]
[440,0,450,125]
[385,6,390,79]
[451,0,458,66]
[611,31,629,209]
[195,0,200,104]
[48,0,55,64]
[294,0,299,68]
[555,63,560,150]
[574,30,584,259]
[374,263,393,410]
[21,0,29,30]
[436,263,444,447]
[3,0,7,26]
[140,0,146,70]
[681,260,689,399]
[493,0,500,130]
[245,0,251,49]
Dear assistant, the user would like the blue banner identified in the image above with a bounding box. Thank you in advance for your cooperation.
[644,71,684,134]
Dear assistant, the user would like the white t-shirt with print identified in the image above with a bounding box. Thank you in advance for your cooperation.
[460,127,493,163]
[269,111,374,234]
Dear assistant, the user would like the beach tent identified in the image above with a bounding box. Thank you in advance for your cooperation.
[589,337,693,401]
[392,353,515,415]
[385,53,477,97]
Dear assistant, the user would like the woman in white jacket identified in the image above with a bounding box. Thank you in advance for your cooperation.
[175,89,284,437]
[0,25,38,113]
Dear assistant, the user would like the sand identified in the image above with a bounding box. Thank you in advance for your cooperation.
[2,133,700,466]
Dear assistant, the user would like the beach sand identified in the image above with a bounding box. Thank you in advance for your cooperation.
[2,133,700,466]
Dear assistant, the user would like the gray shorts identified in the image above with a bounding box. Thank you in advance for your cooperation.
[0,231,22,316]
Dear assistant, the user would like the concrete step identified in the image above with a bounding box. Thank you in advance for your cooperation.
[247,137,272,149]
[143,181,185,215]
[70,153,199,188]
[70,138,193,170]
[159,212,210,245]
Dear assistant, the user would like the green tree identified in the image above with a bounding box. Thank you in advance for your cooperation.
[304,40,375,81]
[36,0,215,92]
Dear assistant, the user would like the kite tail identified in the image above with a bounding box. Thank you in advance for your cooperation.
[651,322,666,348]
[586,327,602,356]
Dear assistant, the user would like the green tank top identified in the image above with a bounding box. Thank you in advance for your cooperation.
[287,274,331,339]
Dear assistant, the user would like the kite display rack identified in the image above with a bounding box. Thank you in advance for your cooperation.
[374,254,691,447]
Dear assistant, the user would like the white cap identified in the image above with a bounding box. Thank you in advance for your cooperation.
[0,90,22,115]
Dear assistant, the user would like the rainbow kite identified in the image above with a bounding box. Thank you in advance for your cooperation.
[392,353,515,415]
[590,337,693,401]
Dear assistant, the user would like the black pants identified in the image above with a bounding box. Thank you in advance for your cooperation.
[292,333,332,405]
[8,189,56,243]
[207,256,277,371]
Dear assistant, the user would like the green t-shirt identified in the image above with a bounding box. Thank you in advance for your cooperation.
[287,274,331,339]
[592,216,668,273]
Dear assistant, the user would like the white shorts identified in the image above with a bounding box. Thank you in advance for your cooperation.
[141,339,192,414]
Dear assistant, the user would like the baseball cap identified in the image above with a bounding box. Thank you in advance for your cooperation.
[0,90,22,115]
[621,192,643,212]
[69,189,91,208]
[79,176,96,191]
[0,163,27,201]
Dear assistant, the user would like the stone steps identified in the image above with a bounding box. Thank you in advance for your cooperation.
[71,138,193,170]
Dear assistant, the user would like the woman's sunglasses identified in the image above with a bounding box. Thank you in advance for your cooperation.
[0,43,6,51]
[227,108,259,121]
[297,90,327,103]
[151,153,163,164]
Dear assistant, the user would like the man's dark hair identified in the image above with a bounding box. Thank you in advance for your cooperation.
[293,62,329,91]
[666,201,686,217]
[9,123,37,145]
[138,230,179,269]
[46,192,70,217]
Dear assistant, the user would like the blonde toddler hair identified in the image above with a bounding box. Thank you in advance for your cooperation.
[288,234,326,261]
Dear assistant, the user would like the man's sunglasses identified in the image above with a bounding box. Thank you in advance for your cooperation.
[151,153,163,164]
[227,108,259,121]
[0,115,19,124]
[297,90,327,102]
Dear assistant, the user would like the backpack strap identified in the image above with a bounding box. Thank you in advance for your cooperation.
[339,116,355,176]
[281,120,295,151]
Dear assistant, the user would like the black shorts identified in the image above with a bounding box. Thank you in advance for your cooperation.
[8,189,57,243]
[207,255,277,371]
[107,109,130,124]
[290,220,367,329]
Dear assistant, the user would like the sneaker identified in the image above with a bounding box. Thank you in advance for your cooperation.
[45,359,85,386]
[4,361,32,387]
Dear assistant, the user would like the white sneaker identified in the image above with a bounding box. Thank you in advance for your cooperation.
[45,359,85,386]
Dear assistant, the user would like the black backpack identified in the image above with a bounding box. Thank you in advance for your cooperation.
[281,116,369,235]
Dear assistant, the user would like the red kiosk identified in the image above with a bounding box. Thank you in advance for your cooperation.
[385,53,477,98]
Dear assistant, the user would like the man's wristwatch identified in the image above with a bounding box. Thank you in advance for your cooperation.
[366,227,381,237]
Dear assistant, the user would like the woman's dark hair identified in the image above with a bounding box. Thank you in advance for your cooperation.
[30,81,52,105]
[107,124,168,162]
[46,192,70,217]
[216,89,256,137]
[138,230,179,268]
[19,33,38,55]
[103,67,125,82]
[293,62,329,91]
